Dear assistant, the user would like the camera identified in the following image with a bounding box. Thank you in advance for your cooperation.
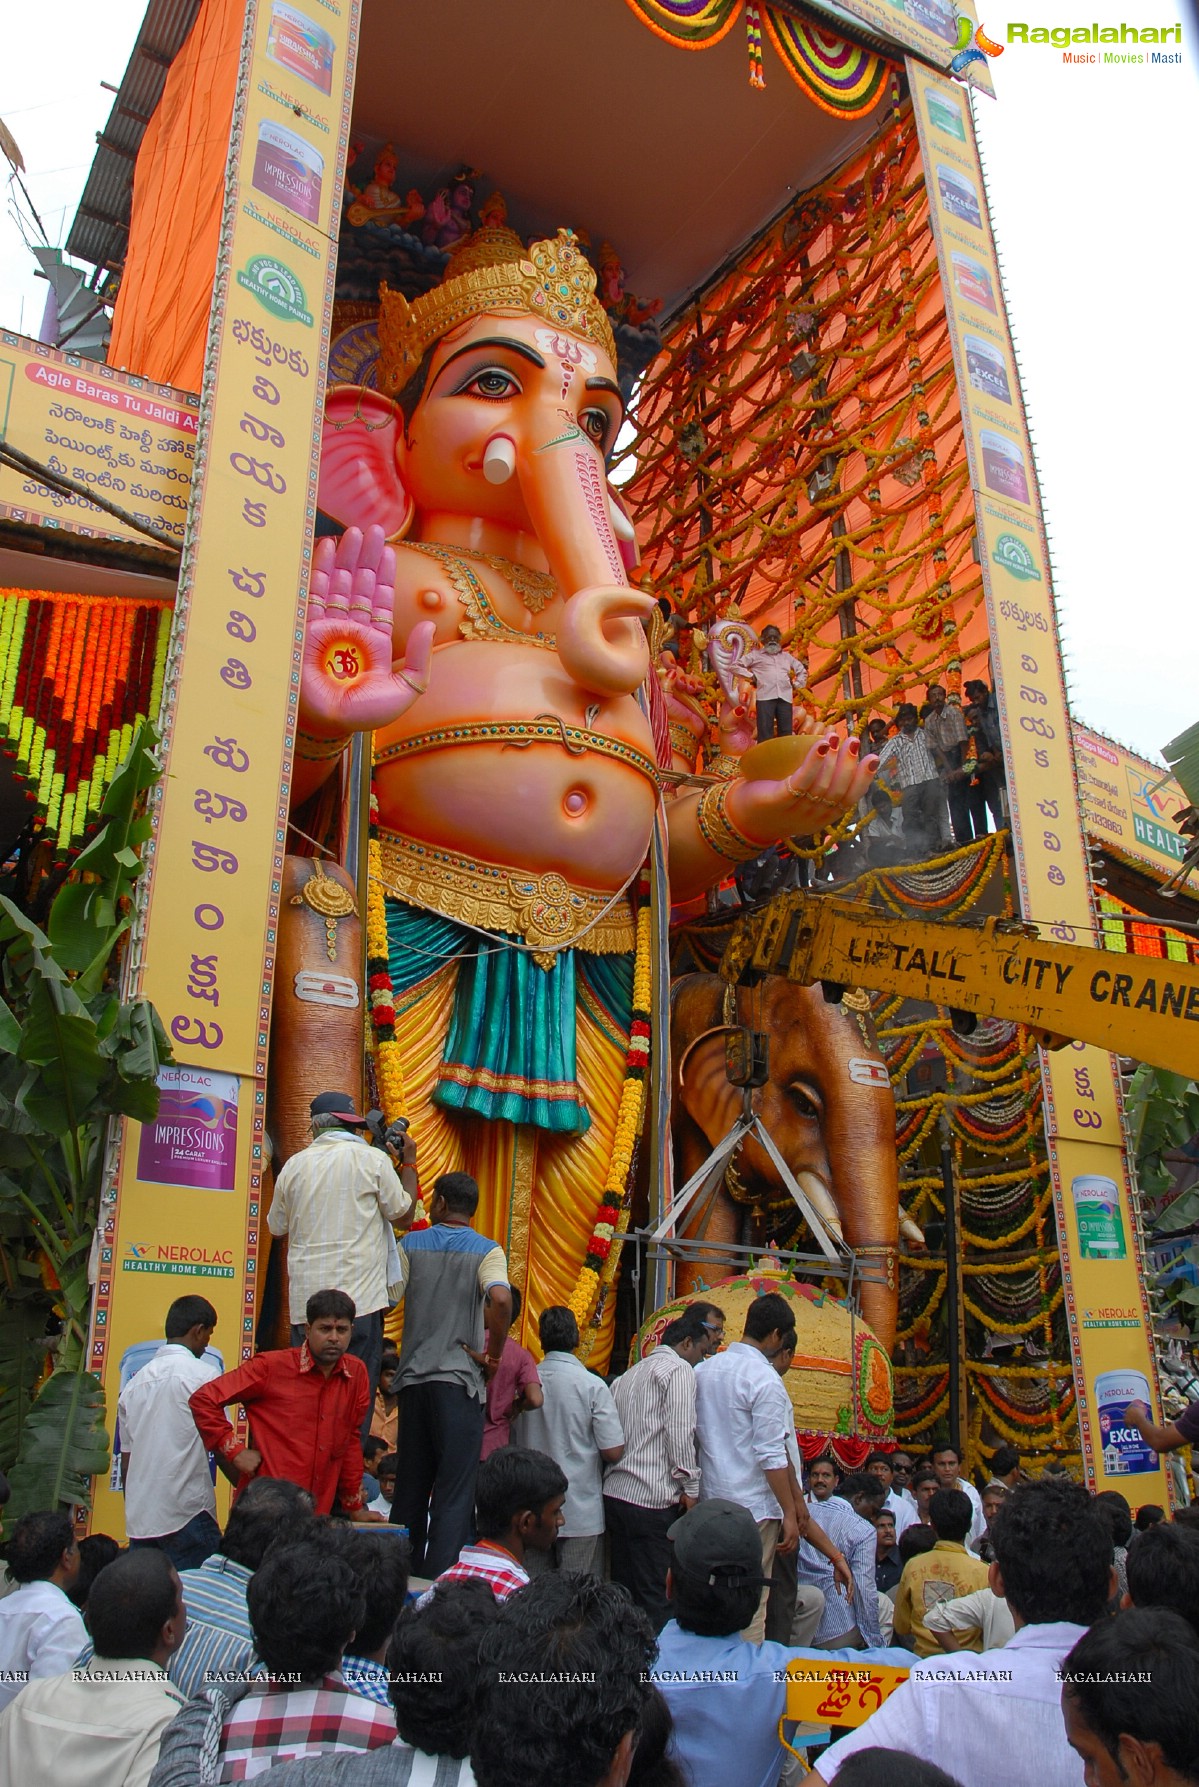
[364,1108,410,1155]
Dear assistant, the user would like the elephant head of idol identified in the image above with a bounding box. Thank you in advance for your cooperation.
[671,973,914,1349]
[316,225,653,701]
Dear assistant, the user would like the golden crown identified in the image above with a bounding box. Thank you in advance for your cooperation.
[377,227,617,396]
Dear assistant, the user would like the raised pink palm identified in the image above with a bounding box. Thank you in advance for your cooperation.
[301,524,434,734]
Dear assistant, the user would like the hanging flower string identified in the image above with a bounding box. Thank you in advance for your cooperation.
[568,866,654,1339]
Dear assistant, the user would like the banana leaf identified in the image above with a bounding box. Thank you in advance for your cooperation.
[5,1367,112,1520]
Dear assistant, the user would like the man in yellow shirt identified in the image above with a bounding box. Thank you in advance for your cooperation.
[893,1488,989,1656]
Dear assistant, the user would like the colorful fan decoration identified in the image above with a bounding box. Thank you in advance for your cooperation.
[0,589,172,857]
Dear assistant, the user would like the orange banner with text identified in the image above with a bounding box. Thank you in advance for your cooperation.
[909,59,1169,1500]
[89,0,362,1537]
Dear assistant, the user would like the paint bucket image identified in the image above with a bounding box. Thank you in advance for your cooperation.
[1071,1173,1128,1260]
[267,1,335,94]
[937,164,983,229]
[952,251,996,313]
[965,334,1011,404]
[1095,1369,1159,1476]
[927,88,966,140]
[980,429,1030,505]
[252,120,324,223]
[904,0,959,42]
[137,1065,239,1192]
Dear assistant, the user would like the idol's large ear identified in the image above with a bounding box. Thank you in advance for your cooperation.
[318,385,413,537]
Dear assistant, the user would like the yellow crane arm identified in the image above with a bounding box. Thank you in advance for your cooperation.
[719,890,1199,1081]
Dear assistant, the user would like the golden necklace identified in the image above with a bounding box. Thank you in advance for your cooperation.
[443,542,558,615]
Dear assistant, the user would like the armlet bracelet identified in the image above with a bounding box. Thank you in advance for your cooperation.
[697,783,763,863]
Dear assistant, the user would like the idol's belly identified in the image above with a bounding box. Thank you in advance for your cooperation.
[374,641,658,891]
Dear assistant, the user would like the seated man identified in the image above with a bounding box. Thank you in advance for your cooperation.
[472,1573,656,1787]
[0,1549,186,1787]
[425,1446,566,1602]
[812,1478,1114,1785]
[0,1511,86,1710]
[796,1465,884,1649]
[333,1529,411,1705]
[149,1533,396,1782]
[891,1489,989,1657]
[247,1579,501,1786]
[1062,1606,1199,1787]
[653,1500,910,1787]
[168,1475,314,1697]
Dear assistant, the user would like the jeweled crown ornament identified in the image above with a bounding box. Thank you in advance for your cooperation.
[377,227,617,396]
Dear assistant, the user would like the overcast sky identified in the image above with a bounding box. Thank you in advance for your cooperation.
[1,1,1195,762]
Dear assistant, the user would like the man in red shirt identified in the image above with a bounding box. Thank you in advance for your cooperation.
[190,1289,382,1519]
[423,1447,567,1605]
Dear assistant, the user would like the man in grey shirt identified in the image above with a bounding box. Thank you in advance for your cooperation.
[516,1305,623,1576]
[391,1172,511,1575]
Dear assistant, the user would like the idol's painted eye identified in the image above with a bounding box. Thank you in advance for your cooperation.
[458,366,522,400]
[580,407,613,449]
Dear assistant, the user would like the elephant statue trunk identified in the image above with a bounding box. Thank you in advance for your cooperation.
[515,429,654,697]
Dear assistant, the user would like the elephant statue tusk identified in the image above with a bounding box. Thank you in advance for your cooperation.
[794,1168,844,1242]
[607,495,635,542]
[899,1211,926,1248]
[483,434,517,485]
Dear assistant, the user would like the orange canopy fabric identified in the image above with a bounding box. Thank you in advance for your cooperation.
[107,0,243,391]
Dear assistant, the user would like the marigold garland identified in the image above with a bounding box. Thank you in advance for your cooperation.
[568,870,654,1341]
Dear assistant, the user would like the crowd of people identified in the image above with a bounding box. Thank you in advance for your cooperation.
[1,1094,1196,1787]
[864,679,1007,864]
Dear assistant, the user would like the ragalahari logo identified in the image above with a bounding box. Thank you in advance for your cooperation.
[950,19,1005,71]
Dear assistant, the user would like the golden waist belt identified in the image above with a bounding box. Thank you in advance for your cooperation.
[375,826,636,962]
[375,720,658,782]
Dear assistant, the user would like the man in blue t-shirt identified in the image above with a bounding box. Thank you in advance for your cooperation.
[652,1499,910,1787]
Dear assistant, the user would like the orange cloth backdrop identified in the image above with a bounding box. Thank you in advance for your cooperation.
[107,0,243,390]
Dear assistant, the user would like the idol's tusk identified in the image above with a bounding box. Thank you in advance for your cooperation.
[608,496,635,543]
[483,436,516,485]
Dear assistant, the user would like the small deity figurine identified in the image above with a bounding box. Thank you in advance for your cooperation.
[421,168,478,248]
[362,143,400,210]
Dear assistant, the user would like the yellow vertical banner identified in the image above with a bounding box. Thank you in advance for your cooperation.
[89,0,361,1535]
[908,60,1169,1500]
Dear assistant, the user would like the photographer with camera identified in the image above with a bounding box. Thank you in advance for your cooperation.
[266,1089,417,1436]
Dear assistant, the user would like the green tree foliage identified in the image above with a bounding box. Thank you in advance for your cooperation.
[0,724,170,1519]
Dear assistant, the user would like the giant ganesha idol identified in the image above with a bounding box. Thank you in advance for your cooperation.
[291,224,875,1358]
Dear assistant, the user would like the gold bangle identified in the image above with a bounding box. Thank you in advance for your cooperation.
[297,729,352,761]
[697,783,763,864]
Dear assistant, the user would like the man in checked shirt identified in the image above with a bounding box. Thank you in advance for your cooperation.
[603,1303,725,1631]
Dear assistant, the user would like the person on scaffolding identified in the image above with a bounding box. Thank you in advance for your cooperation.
[741,626,808,741]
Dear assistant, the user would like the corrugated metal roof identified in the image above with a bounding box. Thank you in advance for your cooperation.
[65,0,202,274]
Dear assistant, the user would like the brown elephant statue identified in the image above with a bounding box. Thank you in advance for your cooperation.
[670,973,911,1348]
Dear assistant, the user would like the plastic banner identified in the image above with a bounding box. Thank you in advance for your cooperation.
[89,0,361,1537]
[783,1658,909,1725]
[0,331,196,548]
[1074,725,1190,876]
[908,58,1170,1500]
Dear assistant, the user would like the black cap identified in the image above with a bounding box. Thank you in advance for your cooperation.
[668,1499,770,1588]
[309,1091,367,1126]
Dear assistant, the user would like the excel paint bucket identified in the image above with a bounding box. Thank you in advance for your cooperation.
[965,335,1011,405]
[253,120,324,223]
[1095,1370,1158,1476]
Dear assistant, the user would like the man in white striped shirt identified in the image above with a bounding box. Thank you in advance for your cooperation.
[603,1304,724,1631]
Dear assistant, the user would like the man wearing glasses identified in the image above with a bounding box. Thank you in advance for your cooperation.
[603,1301,725,1630]
[889,1451,918,1509]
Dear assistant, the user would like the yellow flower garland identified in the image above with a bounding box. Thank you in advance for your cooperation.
[366,835,408,1124]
